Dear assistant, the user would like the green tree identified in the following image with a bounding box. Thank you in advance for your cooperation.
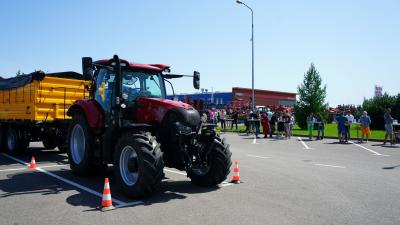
[362,93,399,130]
[294,63,328,129]
[16,70,23,76]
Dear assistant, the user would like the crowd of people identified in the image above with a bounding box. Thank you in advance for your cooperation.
[201,106,398,145]
[308,107,397,145]
[244,110,295,139]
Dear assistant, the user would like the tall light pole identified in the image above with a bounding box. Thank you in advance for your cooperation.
[236,0,255,111]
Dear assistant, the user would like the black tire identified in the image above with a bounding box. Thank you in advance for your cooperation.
[5,127,27,155]
[114,133,164,198]
[67,113,98,175]
[0,126,5,152]
[43,137,58,150]
[0,126,7,152]
[57,143,67,153]
[188,136,232,186]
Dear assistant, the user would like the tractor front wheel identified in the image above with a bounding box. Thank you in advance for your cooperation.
[188,137,232,186]
[114,133,164,198]
[67,114,98,175]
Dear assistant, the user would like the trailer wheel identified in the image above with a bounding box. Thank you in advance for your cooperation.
[188,137,232,186]
[67,113,97,175]
[0,126,5,152]
[114,133,164,198]
[5,127,26,155]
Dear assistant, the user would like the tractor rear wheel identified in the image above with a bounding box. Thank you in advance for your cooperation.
[67,113,98,175]
[114,133,164,198]
[188,136,232,186]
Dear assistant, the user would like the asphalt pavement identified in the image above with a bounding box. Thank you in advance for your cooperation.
[1,133,400,225]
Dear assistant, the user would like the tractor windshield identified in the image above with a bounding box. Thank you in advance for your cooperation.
[121,70,165,103]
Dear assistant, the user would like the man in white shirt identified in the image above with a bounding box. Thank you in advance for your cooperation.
[345,111,354,140]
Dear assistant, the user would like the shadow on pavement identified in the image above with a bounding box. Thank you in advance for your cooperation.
[323,141,352,145]
[380,145,400,149]
[0,162,220,211]
[382,164,400,170]
[140,179,219,206]
[371,143,399,148]
[299,139,315,142]
[0,148,68,166]
[241,137,257,140]
[0,171,66,197]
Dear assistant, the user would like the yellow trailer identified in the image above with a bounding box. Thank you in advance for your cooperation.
[0,71,90,154]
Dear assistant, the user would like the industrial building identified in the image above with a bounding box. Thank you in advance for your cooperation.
[232,87,296,107]
[169,87,296,110]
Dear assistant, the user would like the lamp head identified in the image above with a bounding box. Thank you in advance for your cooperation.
[236,0,243,4]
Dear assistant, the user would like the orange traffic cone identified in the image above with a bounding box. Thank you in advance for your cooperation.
[28,156,37,169]
[230,160,241,184]
[100,177,115,211]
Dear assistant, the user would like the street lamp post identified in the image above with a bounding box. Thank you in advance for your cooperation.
[236,0,255,111]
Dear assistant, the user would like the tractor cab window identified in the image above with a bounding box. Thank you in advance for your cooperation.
[145,75,162,98]
[95,69,115,112]
[122,71,165,106]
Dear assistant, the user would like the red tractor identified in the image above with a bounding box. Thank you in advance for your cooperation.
[67,55,232,198]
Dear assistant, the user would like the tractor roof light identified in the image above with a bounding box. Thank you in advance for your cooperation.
[111,62,127,67]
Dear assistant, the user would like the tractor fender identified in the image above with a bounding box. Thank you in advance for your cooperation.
[67,99,104,128]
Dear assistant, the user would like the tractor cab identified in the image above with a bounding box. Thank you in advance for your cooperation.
[83,56,199,122]
[93,66,166,113]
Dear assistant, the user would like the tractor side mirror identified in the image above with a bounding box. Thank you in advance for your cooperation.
[82,57,93,80]
[193,71,200,89]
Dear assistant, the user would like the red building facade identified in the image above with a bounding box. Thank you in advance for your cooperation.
[232,87,296,109]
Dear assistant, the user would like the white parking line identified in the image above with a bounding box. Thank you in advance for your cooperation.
[0,153,138,207]
[314,163,346,169]
[297,137,313,150]
[164,168,187,176]
[39,164,69,169]
[0,164,68,173]
[116,201,143,208]
[220,181,233,187]
[0,167,27,172]
[164,168,233,187]
[349,141,390,156]
[247,154,270,159]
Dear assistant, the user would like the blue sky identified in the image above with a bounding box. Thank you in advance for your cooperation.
[0,0,399,106]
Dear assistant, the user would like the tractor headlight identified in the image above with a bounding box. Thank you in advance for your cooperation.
[174,122,192,135]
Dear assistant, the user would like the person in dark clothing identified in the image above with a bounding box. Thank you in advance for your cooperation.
[220,112,226,129]
[231,110,238,129]
[277,112,285,137]
[336,111,348,143]
[269,112,277,138]
[316,114,325,140]
[253,111,261,138]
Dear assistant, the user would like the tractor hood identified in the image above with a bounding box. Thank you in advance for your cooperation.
[137,98,193,109]
[135,98,195,124]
